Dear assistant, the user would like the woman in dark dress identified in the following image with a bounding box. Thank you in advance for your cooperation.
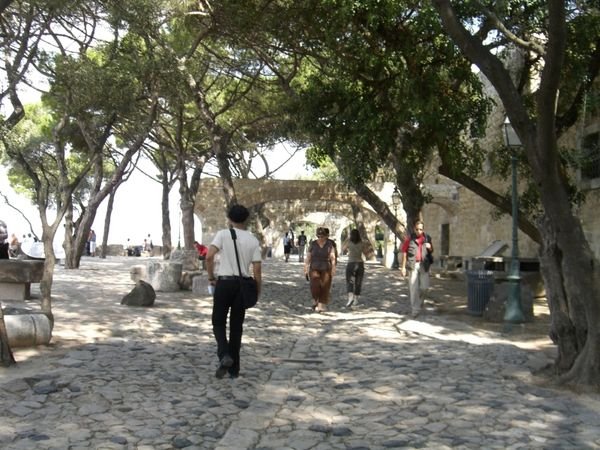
[304,227,337,312]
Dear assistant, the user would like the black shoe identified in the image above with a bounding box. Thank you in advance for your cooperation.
[215,355,234,379]
[229,371,239,379]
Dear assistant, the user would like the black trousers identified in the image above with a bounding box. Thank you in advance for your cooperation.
[346,261,365,295]
[0,243,8,259]
[212,279,246,376]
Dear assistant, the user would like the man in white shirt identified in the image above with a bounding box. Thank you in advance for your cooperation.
[206,204,262,379]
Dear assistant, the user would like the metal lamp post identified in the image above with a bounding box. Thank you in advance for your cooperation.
[502,117,525,323]
[177,208,182,250]
[391,187,401,269]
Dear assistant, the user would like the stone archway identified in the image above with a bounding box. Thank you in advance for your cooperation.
[195,179,384,260]
[195,179,460,266]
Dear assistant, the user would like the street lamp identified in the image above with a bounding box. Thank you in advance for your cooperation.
[502,116,525,323]
[391,186,401,269]
[177,208,182,250]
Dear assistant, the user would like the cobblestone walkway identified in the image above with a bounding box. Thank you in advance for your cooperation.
[1,256,598,449]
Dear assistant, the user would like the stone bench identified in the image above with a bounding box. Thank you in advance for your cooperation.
[0,259,44,300]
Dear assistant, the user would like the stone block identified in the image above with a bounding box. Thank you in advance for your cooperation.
[0,282,29,300]
[146,261,182,292]
[170,249,199,271]
[0,259,44,283]
[0,259,44,300]
[192,274,209,295]
[180,270,203,291]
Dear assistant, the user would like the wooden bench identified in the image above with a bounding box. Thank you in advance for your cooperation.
[0,259,44,300]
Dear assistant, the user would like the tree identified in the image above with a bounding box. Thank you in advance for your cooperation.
[40,28,161,268]
[0,0,56,130]
[432,0,600,389]
[204,0,600,389]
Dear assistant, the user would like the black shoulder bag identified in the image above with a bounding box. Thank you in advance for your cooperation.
[230,228,259,309]
[423,234,434,271]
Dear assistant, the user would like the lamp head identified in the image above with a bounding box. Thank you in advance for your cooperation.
[502,116,522,148]
[391,187,401,207]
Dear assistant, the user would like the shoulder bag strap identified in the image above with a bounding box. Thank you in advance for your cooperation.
[229,227,243,277]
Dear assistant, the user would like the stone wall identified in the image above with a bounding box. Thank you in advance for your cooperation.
[191,154,599,265]
[423,177,539,260]
[195,179,391,257]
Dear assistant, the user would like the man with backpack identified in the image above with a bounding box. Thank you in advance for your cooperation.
[297,230,307,262]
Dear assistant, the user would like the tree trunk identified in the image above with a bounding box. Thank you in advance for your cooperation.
[100,187,118,259]
[433,0,600,389]
[39,232,56,326]
[353,181,407,240]
[0,303,16,367]
[161,176,173,260]
[351,204,376,261]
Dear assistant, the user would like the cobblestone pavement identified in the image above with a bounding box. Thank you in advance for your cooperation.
[1,256,599,450]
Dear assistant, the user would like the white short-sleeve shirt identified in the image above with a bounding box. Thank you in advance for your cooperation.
[211,228,261,277]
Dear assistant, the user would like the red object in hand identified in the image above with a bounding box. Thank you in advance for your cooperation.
[194,242,208,257]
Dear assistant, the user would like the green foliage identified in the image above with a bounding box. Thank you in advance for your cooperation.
[276,1,491,189]
[2,103,86,205]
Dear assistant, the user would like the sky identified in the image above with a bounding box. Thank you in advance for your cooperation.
[0,147,311,248]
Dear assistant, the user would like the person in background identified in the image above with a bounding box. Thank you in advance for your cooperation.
[8,233,20,258]
[0,220,8,259]
[194,241,208,269]
[297,230,307,262]
[400,220,434,318]
[283,231,294,262]
[194,241,208,259]
[124,238,132,256]
[206,204,262,379]
[304,227,337,313]
[88,229,97,257]
[342,229,367,308]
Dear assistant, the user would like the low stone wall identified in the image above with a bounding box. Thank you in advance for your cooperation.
[99,245,163,257]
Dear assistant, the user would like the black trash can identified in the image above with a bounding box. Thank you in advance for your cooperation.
[466,270,494,316]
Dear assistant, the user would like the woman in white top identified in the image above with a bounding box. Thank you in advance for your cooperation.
[342,229,367,307]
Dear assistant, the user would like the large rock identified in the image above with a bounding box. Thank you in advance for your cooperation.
[121,280,156,307]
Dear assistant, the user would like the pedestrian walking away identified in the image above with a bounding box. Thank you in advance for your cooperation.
[283,231,294,262]
[206,204,262,379]
[342,229,368,308]
[400,220,434,318]
[304,226,337,313]
[297,230,307,262]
